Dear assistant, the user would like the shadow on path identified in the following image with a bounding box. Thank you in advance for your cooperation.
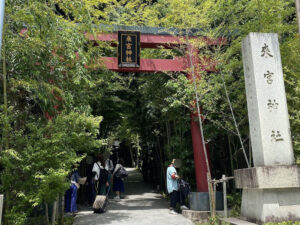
[73,168,194,225]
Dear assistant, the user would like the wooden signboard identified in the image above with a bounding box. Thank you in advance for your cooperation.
[118,31,140,68]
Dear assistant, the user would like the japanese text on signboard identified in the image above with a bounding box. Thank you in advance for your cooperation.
[118,31,140,68]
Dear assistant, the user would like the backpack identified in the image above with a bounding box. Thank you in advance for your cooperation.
[115,166,128,178]
[96,163,109,184]
[99,168,109,184]
[178,179,190,197]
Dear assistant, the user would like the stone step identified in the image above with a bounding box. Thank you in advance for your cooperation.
[181,210,210,222]
[221,218,258,225]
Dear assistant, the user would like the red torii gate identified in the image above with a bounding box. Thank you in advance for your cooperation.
[90,26,218,192]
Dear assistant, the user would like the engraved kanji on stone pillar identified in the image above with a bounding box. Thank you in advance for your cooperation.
[242,33,294,166]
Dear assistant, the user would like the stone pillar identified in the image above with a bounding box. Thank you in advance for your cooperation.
[235,32,300,223]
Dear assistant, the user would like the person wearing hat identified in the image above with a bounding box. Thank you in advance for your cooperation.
[166,159,188,214]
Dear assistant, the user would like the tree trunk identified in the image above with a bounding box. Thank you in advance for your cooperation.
[166,121,171,155]
[249,136,252,167]
[136,148,139,168]
[3,191,9,225]
[221,73,250,168]
[232,138,238,169]
[45,203,49,225]
[129,146,135,167]
[154,140,161,186]
[156,136,166,192]
[228,135,234,177]
[59,195,64,225]
[51,197,58,225]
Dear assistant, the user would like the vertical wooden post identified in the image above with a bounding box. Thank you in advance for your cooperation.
[213,180,217,216]
[0,195,3,225]
[0,0,6,152]
[222,175,228,218]
[2,32,8,150]
[207,173,215,216]
[296,0,300,37]
[0,0,5,52]
[2,34,9,225]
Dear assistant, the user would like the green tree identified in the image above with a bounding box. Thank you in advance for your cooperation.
[0,0,111,224]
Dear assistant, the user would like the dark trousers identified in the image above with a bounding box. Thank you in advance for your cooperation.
[179,190,186,205]
[65,184,78,213]
[170,190,180,209]
[87,179,96,205]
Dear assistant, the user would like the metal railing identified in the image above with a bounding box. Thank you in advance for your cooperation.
[209,175,234,218]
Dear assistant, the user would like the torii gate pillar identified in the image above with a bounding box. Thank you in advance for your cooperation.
[190,115,209,191]
[187,47,209,192]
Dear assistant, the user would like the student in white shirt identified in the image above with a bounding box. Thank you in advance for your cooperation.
[104,155,114,194]
[92,155,109,195]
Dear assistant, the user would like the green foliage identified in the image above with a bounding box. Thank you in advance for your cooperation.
[25,216,74,225]
[196,216,230,225]
[140,0,300,172]
[264,222,300,225]
[64,217,75,225]
[201,0,300,162]
[1,1,299,223]
[227,192,241,217]
[92,0,299,188]
[0,0,108,224]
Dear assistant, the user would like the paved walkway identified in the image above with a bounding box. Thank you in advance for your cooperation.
[73,168,194,225]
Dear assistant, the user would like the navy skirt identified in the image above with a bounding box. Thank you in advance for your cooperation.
[113,177,125,193]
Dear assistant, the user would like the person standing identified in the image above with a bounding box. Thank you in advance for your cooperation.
[112,158,125,201]
[92,155,109,196]
[86,156,96,206]
[166,159,188,214]
[105,154,114,194]
[65,167,80,213]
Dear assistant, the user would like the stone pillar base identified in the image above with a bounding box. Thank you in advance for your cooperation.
[241,188,300,223]
[235,166,300,223]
